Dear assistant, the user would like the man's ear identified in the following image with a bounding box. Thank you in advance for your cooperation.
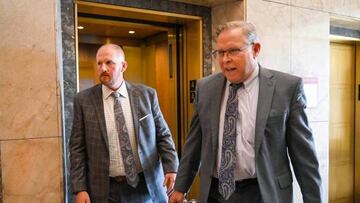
[121,61,128,72]
[252,43,261,58]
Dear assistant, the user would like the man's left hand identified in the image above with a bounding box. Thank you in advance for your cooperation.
[163,172,176,194]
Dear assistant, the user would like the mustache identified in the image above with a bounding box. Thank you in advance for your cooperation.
[100,72,110,77]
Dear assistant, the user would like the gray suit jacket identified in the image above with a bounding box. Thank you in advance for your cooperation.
[70,82,179,203]
[174,67,322,203]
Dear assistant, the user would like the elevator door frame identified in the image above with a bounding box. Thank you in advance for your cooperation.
[60,1,210,202]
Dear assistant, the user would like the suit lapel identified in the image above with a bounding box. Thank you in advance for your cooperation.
[210,74,227,156]
[126,82,140,141]
[255,67,275,157]
[91,84,109,148]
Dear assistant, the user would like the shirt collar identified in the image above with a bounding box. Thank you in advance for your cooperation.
[102,81,128,100]
[243,63,259,88]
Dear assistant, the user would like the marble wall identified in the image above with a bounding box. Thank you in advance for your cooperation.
[262,0,360,19]
[212,0,360,202]
[212,1,245,72]
[0,0,63,202]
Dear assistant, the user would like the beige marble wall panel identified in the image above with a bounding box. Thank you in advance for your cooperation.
[247,0,292,73]
[326,0,360,19]
[0,0,59,140]
[291,0,326,11]
[291,7,330,122]
[263,0,290,5]
[1,138,63,203]
[291,0,360,19]
[212,0,245,72]
[212,0,245,39]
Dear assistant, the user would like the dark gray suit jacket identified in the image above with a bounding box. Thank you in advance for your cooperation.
[70,82,179,203]
[174,67,322,203]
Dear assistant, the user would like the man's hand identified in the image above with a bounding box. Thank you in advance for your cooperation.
[163,172,176,194]
[76,191,91,203]
[169,191,185,203]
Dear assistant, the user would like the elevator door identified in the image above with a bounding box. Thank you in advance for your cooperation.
[330,42,355,203]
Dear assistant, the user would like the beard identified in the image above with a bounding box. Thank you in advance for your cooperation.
[99,73,113,85]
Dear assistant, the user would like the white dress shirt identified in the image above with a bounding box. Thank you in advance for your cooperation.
[217,64,259,180]
[102,82,142,177]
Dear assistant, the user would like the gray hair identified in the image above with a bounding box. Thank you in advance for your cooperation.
[215,21,259,44]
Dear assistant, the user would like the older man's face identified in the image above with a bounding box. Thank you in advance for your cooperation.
[216,27,259,84]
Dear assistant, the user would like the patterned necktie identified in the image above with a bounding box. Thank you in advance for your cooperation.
[219,83,243,200]
[112,92,139,188]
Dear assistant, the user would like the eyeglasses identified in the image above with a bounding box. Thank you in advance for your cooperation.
[212,43,253,58]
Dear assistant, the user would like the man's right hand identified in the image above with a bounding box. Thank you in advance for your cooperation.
[76,191,91,203]
[169,191,185,203]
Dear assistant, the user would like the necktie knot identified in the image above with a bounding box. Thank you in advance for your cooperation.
[230,83,243,91]
[112,92,121,100]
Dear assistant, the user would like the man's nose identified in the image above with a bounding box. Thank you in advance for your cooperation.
[99,63,108,72]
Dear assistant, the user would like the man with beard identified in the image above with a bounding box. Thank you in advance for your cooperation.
[70,44,179,203]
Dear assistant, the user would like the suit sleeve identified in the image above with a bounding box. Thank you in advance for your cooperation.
[69,94,88,193]
[150,90,179,173]
[286,79,323,203]
[173,83,203,193]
